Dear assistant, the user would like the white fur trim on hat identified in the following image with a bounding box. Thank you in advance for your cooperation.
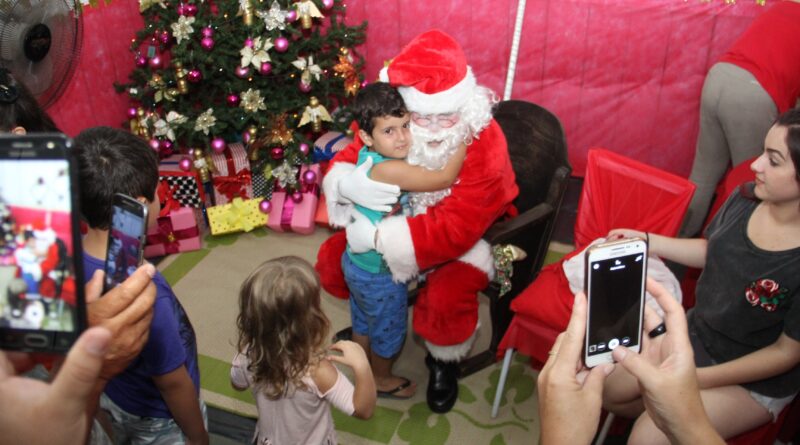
[458,239,495,280]
[375,215,418,282]
[426,323,479,362]
[398,67,476,115]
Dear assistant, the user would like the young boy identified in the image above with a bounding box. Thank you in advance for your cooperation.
[74,127,208,445]
[342,83,466,399]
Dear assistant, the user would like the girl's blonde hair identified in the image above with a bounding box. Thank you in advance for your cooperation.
[236,256,330,399]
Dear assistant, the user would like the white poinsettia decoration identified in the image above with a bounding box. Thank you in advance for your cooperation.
[171,16,196,44]
[240,37,273,69]
[239,88,267,113]
[296,0,323,19]
[291,56,322,85]
[272,161,298,189]
[153,111,188,141]
[257,1,288,31]
[194,108,217,135]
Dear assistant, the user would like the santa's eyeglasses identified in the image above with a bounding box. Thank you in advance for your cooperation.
[410,112,459,129]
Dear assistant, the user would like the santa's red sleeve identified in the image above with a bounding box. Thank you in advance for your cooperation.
[375,120,518,281]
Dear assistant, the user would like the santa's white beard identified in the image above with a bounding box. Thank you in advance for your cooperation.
[406,121,470,213]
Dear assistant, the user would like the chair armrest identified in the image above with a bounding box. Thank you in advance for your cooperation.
[484,202,554,245]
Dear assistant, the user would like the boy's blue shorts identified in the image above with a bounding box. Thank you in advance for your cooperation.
[341,253,408,358]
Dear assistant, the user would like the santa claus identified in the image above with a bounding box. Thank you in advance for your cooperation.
[318,30,517,413]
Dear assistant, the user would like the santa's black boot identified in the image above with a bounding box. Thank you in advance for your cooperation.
[425,354,459,413]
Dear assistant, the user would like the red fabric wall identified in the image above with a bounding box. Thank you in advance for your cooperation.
[50,0,768,176]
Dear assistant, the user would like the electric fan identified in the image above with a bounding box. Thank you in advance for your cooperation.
[0,0,82,109]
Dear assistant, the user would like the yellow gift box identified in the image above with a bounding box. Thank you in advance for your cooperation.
[207,197,268,235]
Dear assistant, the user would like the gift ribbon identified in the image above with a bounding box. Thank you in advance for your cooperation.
[274,167,320,231]
[213,146,252,201]
[157,180,182,217]
[220,197,258,232]
[146,216,200,254]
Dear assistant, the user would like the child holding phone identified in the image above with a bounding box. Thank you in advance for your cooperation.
[231,256,376,444]
[74,127,208,445]
[603,109,800,443]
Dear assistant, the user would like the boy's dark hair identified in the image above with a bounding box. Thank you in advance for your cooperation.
[74,126,159,230]
[0,69,60,133]
[353,82,407,135]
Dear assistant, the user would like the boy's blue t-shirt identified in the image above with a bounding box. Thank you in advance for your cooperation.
[84,254,200,418]
[346,146,399,274]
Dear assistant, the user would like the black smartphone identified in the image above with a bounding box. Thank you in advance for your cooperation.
[0,133,86,352]
[584,238,648,368]
[103,194,148,294]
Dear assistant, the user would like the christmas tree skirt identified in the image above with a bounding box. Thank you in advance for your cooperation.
[158,229,558,445]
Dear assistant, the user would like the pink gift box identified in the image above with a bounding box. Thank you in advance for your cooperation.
[267,164,320,235]
[144,207,202,258]
[210,142,253,205]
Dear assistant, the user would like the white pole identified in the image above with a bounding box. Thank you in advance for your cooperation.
[503,0,528,100]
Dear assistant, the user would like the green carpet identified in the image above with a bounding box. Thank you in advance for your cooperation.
[157,228,567,444]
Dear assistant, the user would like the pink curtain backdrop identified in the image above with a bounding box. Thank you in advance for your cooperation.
[50,0,768,176]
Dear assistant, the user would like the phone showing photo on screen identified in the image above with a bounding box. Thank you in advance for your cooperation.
[102,194,148,294]
[584,237,648,368]
[0,134,87,352]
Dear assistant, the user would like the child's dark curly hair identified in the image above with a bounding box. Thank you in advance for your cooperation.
[353,82,407,136]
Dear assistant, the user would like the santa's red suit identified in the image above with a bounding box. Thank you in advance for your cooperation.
[317,30,518,362]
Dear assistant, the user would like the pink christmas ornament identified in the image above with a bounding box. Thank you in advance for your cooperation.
[290,191,304,203]
[361,79,369,88]
[298,143,310,156]
[149,139,161,151]
[160,140,173,151]
[184,3,198,16]
[298,80,312,93]
[235,66,250,78]
[259,62,272,75]
[226,93,240,106]
[159,31,171,45]
[244,38,254,48]
[302,169,317,184]
[126,107,138,119]
[211,137,227,153]
[177,3,186,15]
[187,69,202,83]
[135,54,147,67]
[321,0,334,10]
[259,199,272,214]
[148,55,163,69]
[270,147,284,160]
[179,157,193,172]
[274,37,289,53]
[200,36,215,51]
[285,10,297,22]
[202,27,214,38]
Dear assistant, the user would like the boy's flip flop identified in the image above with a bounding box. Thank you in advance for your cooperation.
[377,377,415,400]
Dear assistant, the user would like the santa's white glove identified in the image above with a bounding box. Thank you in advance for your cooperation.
[338,157,400,212]
[346,211,377,254]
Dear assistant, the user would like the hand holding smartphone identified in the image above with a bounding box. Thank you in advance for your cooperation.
[103,194,148,294]
[584,237,648,368]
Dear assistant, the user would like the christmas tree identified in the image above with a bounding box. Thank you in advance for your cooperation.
[118,0,366,196]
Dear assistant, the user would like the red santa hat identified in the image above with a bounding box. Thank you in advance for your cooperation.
[379,29,476,115]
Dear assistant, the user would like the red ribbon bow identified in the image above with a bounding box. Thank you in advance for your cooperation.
[157,180,182,217]
[213,169,252,201]
[146,216,200,255]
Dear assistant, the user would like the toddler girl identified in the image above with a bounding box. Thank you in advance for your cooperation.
[231,256,376,444]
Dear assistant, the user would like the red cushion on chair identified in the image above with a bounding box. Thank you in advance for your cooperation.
[508,257,574,332]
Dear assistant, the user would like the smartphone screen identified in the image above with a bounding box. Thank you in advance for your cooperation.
[103,195,147,293]
[585,239,647,367]
[0,134,86,352]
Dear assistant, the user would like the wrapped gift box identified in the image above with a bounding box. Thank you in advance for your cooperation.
[313,131,352,166]
[267,164,320,235]
[144,207,201,258]
[158,155,207,208]
[250,158,274,200]
[207,197,267,235]
[315,192,329,227]
[210,142,253,205]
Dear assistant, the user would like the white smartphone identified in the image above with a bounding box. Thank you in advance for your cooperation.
[102,194,148,294]
[584,237,647,368]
